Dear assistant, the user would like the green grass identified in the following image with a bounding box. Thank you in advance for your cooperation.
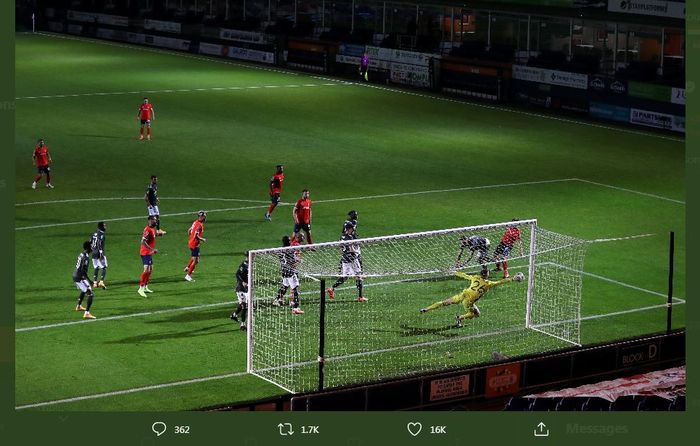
[15,32,685,411]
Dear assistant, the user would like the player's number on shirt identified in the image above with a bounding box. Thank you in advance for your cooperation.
[470,283,486,296]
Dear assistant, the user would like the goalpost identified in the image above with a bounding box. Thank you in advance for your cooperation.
[246,219,587,394]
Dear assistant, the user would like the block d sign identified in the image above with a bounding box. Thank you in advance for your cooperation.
[485,363,521,398]
[617,342,660,368]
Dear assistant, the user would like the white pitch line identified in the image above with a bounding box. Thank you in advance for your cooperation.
[29,33,684,144]
[15,204,267,230]
[16,83,348,100]
[575,178,685,205]
[15,370,249,410]
[15,178,575,230]
[15,301,235,333]
[16,261,681,333]
[589,233,656,243]
[16,196,269,206]
[15,297,686,409]
[548,262,685,303]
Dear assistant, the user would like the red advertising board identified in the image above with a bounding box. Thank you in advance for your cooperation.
[485,363,521,398]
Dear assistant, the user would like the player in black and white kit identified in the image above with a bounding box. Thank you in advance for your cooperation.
[326,223,367,302]
[90,221,108,289]
[342,209,362,267]
[73,241,97,319]
[455,235,491,275]
[144,175,161,230]
[230,254,249,331]
[275,236,304,314]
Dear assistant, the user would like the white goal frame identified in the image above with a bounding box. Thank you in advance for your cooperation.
[245,218,585,392]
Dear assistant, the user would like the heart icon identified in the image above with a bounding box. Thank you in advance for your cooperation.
[407,422,422,437]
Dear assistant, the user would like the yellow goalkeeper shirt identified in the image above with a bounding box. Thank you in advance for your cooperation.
[455,271,510,302]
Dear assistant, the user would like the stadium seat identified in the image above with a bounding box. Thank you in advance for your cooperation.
[528,397,562,411]
[504,397,535,411]
[669,396,686,411]
[581,397,612,411]
[610,395,644,411]
[637,396,672,411]
[554,397,589,411]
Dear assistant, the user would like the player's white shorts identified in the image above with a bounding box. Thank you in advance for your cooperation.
[236,291,249,305]
[74,279,92,293]
[341,259,362,277]
[282,274,299,289]
[92,256,108,269]
[148,205,160,216]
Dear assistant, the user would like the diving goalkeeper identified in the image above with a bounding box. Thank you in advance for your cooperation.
[420,270,524,327]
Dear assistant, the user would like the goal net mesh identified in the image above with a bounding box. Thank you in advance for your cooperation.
[247,220,587,393]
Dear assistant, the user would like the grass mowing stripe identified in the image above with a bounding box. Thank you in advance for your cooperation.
[15,178,576,230]
[16,298,686,410]
[16,196,270,206]
[31,33,683,144]
[16,260,677,333]
[14,177,682,214]
[356,83,685,143]
[15,371,249,410]
[15,301,235,333]
[15,82,351,100]
[551,262,685,303]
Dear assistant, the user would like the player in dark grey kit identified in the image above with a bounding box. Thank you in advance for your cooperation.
[275,236,304,314]
[73,240,97,319]
[145,175,161,230]
[455,235,491,275]
[343,210,358,236]
[230,254,249,331]
[326,223,367,302]
[90,221,108,289]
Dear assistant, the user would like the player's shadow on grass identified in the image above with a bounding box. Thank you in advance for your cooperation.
[205,251,244,258]
[106,321,233,344]
[70,133,123,139]
[147,307,231,324]
[393,323,462,338]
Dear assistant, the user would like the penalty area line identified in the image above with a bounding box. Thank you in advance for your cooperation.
[15,178,576,230]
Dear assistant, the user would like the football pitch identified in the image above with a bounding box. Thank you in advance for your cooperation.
[14,32,685,411]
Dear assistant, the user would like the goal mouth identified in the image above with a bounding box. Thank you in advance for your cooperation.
[247,219,587,393]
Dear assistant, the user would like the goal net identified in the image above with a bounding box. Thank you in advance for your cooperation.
[247,219,587,394]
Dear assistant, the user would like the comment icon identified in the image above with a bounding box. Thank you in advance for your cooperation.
[151,421,167,437]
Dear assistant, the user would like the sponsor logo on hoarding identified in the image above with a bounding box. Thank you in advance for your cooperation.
[485,363,521,398]
[671,87,686,105]
[429,374,470,401]
[590,102,630,123]
[513,65,588,89]
[220,28,265,44]
[609,0,684,19]
[630,108,675,130]
[610,80,627,94]
[589,77,606,90]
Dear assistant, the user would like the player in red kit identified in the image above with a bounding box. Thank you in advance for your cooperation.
[137,97,155,140]
[138,215,166,297]
[493,219,524,279]
[32,138,53,189]
[293,189,313,244]
[184,211,207,282]
[265,165,284,221]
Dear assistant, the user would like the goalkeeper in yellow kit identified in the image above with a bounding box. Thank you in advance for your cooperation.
[420,270,524,327]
